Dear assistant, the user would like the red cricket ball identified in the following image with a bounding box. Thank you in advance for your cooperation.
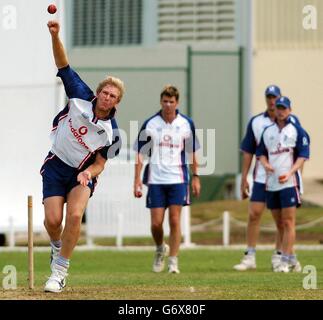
[47,4,57,14]
[278,175,286,182]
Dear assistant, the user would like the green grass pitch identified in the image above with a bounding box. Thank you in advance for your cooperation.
[0,249,322,300]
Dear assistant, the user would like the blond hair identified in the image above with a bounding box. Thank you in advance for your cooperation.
[96,76,125,101]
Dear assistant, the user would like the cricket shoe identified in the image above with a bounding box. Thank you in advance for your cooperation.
[233,254,256,271]
[276,260,302,273]
[290,261,302,273]
[44,264,68,293]
[276,261,291,273]
[168,258,180,274]
[152,244,169,272]
[271,254,282,272]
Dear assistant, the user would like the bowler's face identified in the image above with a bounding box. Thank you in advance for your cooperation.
[96,85,120,112]
[276,105,291,121]
[160,95,178,114]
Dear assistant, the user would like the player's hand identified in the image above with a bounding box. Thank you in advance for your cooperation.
[192,176,201,197]
[77,170,91,187]
[264,163,274,174]
[278,172,291,184]
[240,179,250,199]
[134,179,143,198]
[47,20,60,36]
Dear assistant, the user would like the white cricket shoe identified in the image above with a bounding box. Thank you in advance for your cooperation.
[290,261,302,273]
[271,254,282,272]
[168,258,180,274]
[276,261,290,273]
[233,254,256,271]
[50,245,60,270]
[152,244,169,273]
[44,264,68,293]
[276,260,302,273]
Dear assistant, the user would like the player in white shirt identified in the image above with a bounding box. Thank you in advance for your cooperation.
[134,86,201,274]
[257,96,310,272]
[42,21,124,292]
[233,85,301,271]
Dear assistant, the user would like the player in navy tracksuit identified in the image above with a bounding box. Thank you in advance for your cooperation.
[42,20,124,292]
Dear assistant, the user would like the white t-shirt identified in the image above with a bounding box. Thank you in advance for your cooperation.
[51,98,115,169]
[241,111,301,184]
[135,111,199,185]
[256,120,310,191]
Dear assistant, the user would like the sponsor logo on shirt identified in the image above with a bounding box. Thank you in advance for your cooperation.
[270,143,290,155]
[79,126,88,135]
[163,135,172,142]
[159,135,180,148]
[68,118,90,150]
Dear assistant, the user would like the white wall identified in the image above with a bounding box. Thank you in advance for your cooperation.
[0,0,65,231]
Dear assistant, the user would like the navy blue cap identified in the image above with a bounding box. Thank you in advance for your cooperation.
[276,96,291,109]
[265,85,281,97]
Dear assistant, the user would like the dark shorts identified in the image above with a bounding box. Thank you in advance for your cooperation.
[250,182,266,203]
[40,152,95,201]
[146,183,190,209]
[266,187,301,210]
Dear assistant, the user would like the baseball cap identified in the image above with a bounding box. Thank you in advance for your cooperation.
[265,85,281,97]
[275,96,291,109]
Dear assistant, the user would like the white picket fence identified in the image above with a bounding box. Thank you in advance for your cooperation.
[85,151,192,247]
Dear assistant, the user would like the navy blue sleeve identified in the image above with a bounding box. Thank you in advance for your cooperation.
[255,135,267,158]
[100,118,122,159]
[52,104,69,129]
[183,116,200,153]
[57,65,95,101]
[295,126,310,159]
[133,120,152,156]
[240,119,256,154]
[289,114,301,126]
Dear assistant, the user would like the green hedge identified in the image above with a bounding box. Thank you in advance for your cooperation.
[191,174,236,203]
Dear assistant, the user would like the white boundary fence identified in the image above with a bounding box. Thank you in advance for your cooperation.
[191,211,323,247]
[85,152,192,247]
[2,209,323,248]
[86,196,191,247]
[1,219,43,248]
